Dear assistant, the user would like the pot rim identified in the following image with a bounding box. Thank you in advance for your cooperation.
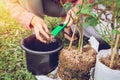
[20,35,63,55]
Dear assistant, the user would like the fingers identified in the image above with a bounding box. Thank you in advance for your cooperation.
[64,11,74,27]
[43,23,50,34]
[64,7,79,27]
[64,12,72,26]
[34,26,47,43]
[37,23,50,39]
[31,15,53,43]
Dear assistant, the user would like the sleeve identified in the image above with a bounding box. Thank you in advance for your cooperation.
[6,0,35,29]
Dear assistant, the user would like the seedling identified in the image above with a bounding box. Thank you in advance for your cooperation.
[94,0,120,68]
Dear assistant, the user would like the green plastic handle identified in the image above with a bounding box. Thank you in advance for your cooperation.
[51,20,70,37]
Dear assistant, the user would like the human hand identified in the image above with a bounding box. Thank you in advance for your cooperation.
[64,7,78,25]
[63,8,78,41]
[31,16,51,43]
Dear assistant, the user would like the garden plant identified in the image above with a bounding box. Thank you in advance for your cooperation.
[95,0,120,70]
[57,0,98,80]
[93,0,120,80]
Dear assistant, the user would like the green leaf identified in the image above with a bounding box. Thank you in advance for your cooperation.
[76,4,82,16]
[81,4,92,14]
[82,22,89,28]
[80,4,97,19]
[116,0,120,9]
[82,16,98,28]
[76,4,82,9]
[112,30,120,34]
[63,2,73,12]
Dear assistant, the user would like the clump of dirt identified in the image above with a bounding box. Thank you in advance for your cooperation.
[58,46,97,80]
[100,55,120,70]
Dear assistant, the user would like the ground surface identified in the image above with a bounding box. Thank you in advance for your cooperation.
[0,1,36,80]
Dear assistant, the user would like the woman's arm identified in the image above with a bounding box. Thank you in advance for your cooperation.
[6,0,35,29]
[6,0,50,43]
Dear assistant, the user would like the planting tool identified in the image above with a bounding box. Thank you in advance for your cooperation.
[51,19,70,37]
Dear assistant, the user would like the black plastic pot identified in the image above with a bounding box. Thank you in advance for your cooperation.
[20,34,63,75]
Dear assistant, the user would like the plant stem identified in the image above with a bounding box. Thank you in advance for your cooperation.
[78,27,83,52]
[76,0,85,53]
[109,0,118,68]
[77,16,84,53]
[111,0,116,47]
[67,9,76,50]
[111,0,116,30]
[110,33,120,68]
[68,25,77,49]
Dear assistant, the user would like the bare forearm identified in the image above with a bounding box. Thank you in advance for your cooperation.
[6,0,35,29]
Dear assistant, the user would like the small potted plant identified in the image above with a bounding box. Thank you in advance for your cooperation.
[93,0,120,80]
[57,0,98,80]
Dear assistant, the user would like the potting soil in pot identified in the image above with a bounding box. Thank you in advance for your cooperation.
[24,36,59,52]
[100,55,120,70]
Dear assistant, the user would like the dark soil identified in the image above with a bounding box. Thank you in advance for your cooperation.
[58,46,97,80]
[24,35,60,51]
[100,55,120,70]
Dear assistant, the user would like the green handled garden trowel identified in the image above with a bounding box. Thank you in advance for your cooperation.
[51,19,70,37]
